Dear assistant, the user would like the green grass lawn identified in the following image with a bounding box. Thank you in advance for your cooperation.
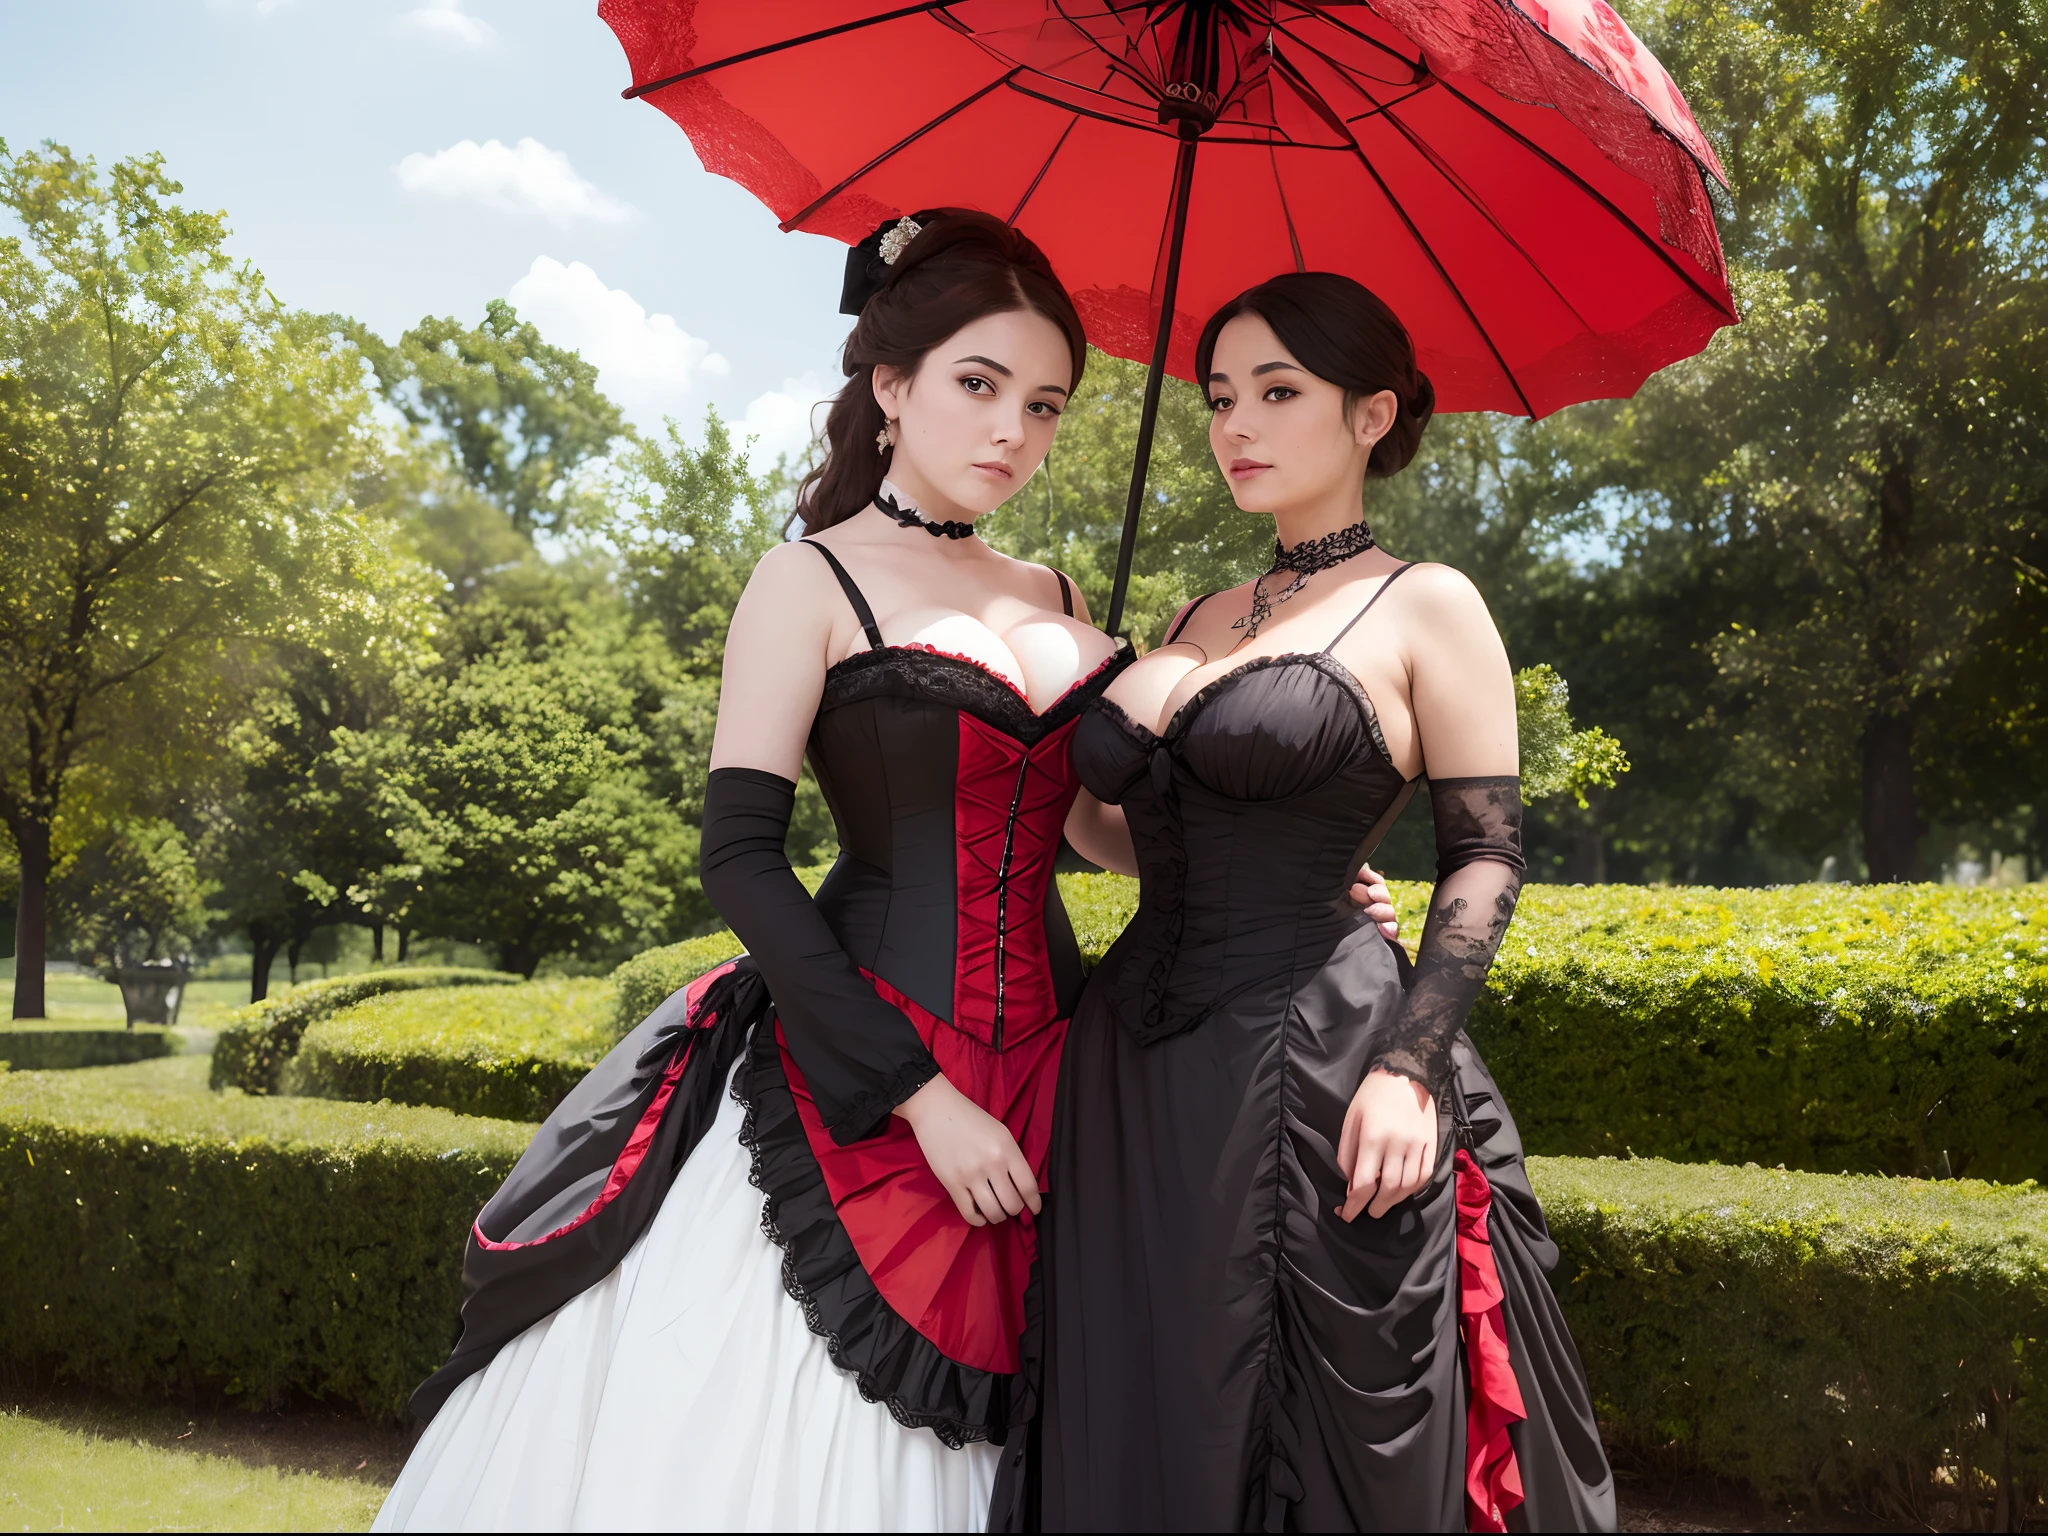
[0,1408,387,1532]
[0,961,266,1032]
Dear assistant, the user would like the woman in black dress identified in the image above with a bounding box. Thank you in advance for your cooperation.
[1020,274,1615,1532]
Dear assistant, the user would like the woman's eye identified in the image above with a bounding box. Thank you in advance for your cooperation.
[961,375,994,395]
[1207,395,1233,412]
[1264,386,1298,403]
[1027,400,1061,418]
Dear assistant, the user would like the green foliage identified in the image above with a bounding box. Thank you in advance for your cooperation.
[0,1028,175,1070]
[57,819,213,970]
[1057,871,1142,969]
[607,931,745,1039]
[0,1055,531,1421]
[1065,872,2048,1180]
[1533,1153,2048,1518]
[14,1051,2048,1504]
[353,299,627,538]
[209,967,517,1096]
[345,581,700,976]
[0,139,435,1018]
[1476,881,2048,1180]
[1515,666,1630,808]
[284,980,613,1122]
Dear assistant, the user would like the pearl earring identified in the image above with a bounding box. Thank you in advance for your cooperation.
[876,423,894,454]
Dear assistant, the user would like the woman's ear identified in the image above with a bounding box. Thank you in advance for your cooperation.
[1353,389,1399,452]
[872,363,909,425]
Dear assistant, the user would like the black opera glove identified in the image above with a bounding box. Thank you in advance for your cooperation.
[1368,775,1526,1097]
[700,767,940,1144]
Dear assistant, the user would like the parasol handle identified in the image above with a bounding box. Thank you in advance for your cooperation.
[1105,132,1200,641]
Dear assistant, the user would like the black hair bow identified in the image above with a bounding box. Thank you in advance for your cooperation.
[838,209,945,316]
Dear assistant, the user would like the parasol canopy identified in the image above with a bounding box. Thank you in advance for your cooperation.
[601,0,1735,628]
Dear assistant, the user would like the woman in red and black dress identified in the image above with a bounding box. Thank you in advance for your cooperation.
[378,217,1397,1533]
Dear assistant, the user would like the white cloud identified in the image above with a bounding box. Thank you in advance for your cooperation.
[395,139,633,228]
[739,373,829,466]
[394,0,497,49]
[507,257,727,429]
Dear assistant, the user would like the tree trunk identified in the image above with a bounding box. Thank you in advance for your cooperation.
[371,922,385,964]
[1564,826,1607,885]
[10,817,50,1020]
[397,928,410,963]
[287,932,304,988]
[1861,706,1921,882]
[249,921,281,1005]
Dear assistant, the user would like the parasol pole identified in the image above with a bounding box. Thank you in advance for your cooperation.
[1104,131,1200,640]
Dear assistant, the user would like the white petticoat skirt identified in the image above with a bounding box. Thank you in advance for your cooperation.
[374,1064,999,1533]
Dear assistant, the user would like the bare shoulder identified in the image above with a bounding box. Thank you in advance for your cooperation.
[1388,561,1492,621]
[745,537,835,597]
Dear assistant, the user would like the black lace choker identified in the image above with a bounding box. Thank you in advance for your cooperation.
[876,488,974,541]
[1234,519,1377,639]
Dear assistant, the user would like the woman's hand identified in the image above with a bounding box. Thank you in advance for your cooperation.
[1348,861,1398,939]
[1336,1069,1438,1221]
[895,1074,1043,1227]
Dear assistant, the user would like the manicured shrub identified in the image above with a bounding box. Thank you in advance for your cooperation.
[209,968,519,1096]
[1065,873,2048,1181]
[608,931,743,1038]
[284,980,614,1122]
[0,1028,176,1070]
[0,1055,531,1421]
[1532,1154,2048,1520]
[1480,882,2048,1180]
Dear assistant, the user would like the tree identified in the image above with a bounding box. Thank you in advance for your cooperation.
[58,817,211,975]
[350,575,697,976]
[1610,0,2048,879]
[0,141,410,1017]
[353,301,628,539]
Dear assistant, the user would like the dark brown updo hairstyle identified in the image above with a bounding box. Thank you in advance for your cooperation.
[1194,271,1435,479]
[797,210,1088,533]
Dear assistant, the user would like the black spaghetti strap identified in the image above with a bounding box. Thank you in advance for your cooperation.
[1054,569,1074,618]
[1322,563,1417,655]
[802,540,884,651]
[1165,591,1214,645]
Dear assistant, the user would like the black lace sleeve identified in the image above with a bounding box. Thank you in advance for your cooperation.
[701,767,940,1144]
[1369,775,1525,1095]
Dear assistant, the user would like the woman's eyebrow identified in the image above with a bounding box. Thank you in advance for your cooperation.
[956,354,1013,376]
[1251,360,1303,377]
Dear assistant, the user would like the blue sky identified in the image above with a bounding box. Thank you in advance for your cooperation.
[1,0,854,459]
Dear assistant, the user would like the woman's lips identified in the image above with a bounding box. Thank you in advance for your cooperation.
[1229,459,1272,478]
[972,461,1014,479]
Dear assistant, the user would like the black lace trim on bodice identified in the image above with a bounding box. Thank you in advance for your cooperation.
[733,1019,1017,1448]
[823,643,1129,746]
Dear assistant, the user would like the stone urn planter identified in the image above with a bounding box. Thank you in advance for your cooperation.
[113,961,189,1028]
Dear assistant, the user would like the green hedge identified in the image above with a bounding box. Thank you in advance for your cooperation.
[0,1055,531,1421]
[1065,873,2048,1182]
[0,1028,176,1071]
[209,968,520,1096]
[8,1056,2048,1510]
[607,932,744,1038]
[1539,1154,2048,1519]
[283,980,614,1123]
[1477,882,2048,1181]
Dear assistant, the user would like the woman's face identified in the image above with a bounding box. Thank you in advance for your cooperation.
[1204,312,1394,519]
[873,308,1072,519]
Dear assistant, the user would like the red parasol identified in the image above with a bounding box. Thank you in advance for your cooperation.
[600,0,1735,632]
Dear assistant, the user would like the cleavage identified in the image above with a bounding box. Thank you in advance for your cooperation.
[1104,642,1314,738]
[860,609,1114,714]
